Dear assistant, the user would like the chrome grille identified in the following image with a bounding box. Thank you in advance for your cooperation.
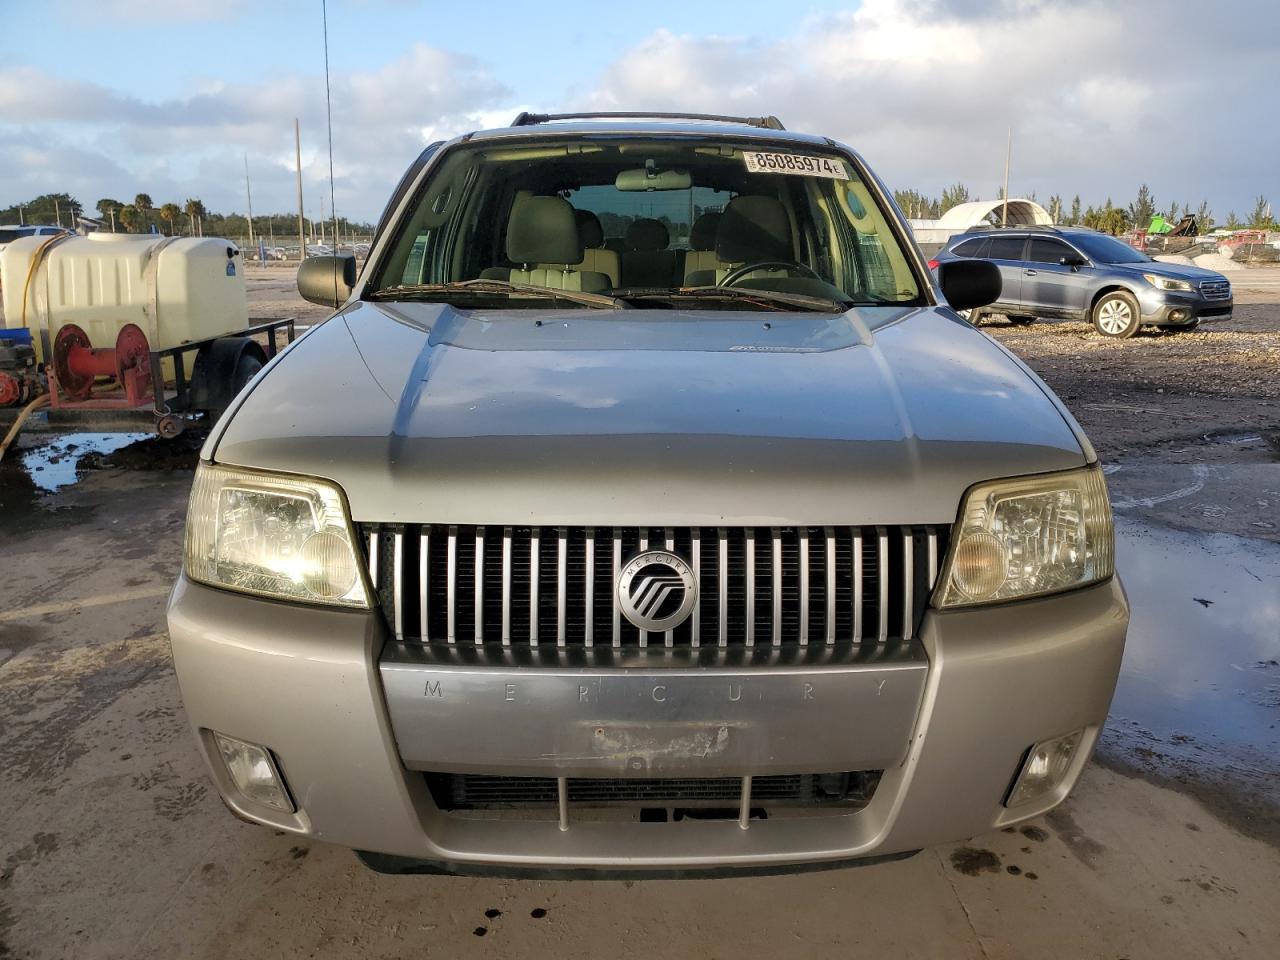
[361,525,945,648]
[1199,279,1231,301]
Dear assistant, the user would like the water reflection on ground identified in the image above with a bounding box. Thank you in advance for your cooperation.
[19,433,150,492]
[1102,519,1279,834]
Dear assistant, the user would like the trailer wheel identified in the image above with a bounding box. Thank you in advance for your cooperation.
[191,337,268,420]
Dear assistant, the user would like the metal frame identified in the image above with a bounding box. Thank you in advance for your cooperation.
[2,317,297,435]
[149,317,296,419]
[509,111,786,131]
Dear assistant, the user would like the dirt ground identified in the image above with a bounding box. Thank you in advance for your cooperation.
[983,271,1280,464]
[1,265,1278,959]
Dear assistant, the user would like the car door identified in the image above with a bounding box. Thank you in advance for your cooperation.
[985,234,1027,307]
[1022,237,1087,317]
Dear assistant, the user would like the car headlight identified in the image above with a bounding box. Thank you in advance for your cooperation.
[1142,273,1193,292]
[184,463,369,607]
[935,466,1114,608]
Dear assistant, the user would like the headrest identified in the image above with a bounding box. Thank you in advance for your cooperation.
[625,218,669,253]
[689,211,721,251]
[507,196,582,265]
[716,196,790,263]
[574,208,604,249]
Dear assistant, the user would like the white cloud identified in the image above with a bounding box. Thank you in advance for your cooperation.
[2,0,1276,221]
[0,43,511,221]
[583,0,1278,215]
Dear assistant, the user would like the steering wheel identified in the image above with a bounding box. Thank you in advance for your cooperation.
[718,260,822,287]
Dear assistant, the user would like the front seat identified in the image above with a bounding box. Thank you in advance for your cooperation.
[540,209,619,287]
[621,218,678,288]
[686,196,794,286]
[481,196,611,293]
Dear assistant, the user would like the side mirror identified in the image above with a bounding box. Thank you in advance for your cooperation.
[1059,254,1088,268]
[937,258,1001,312]
[297,255,357,307]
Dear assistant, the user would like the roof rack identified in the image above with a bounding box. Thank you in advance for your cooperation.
[963,224,1067,234]
[509,111,786,131]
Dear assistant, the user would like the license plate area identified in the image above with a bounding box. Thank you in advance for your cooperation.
[380,643,928,778]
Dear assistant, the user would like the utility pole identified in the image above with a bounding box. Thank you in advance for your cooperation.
[18,204,24,226]
[322,0,339,254]
[109,207,116,232]
[244,153,256,262]
[55,198,62,228]
[1001,126,1012,227]
[295,117,306,260]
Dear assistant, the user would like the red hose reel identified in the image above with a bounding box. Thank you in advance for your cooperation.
[51,323,154,405]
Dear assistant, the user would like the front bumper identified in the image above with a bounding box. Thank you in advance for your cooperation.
[1138,288,1233,325]
[167,574,1128,873]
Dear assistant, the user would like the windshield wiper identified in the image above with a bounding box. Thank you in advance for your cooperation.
[367,279,625,309]
[613,285,850,313]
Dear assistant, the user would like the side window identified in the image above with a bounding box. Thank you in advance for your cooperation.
[952,237,989,257]
[988,236,1026,261]
[400,232,430,284]
[1028,238,1070,264]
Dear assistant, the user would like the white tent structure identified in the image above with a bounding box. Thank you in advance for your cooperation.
[910,198,1053,251]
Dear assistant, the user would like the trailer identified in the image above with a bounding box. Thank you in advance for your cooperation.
[0,232,296,455]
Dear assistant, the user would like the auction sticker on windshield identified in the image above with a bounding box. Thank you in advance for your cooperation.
[743,152,849,179]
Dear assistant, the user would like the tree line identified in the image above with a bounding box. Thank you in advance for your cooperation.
[892,183,1276,235]
[0,192,373,242]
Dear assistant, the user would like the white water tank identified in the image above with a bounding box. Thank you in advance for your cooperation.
[1,233,248,362]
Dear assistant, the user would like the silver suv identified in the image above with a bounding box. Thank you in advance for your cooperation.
[931,225,1233,338]
[168,112,1127,877]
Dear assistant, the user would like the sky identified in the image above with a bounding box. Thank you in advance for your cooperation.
[1,0,1276,225]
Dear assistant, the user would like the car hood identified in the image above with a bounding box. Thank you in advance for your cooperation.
[1116,261,1226,282]
[211,301,1089,526]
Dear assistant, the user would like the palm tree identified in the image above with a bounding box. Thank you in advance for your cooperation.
[134,193,154,232]
[119,204,143,233]
[183,198,205,236]
[158,202,182,235]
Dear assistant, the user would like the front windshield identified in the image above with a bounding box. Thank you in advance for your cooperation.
[369,137,923,310]
[1071,232,1151,264]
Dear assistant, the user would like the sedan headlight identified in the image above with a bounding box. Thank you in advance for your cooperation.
[935,467,1114,608]
[184,463,369,607]
[1142,273,1194,292]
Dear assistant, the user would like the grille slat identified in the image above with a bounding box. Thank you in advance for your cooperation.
[428,771,882,810]
[1199,279,1231,301]
[362,525,944,649]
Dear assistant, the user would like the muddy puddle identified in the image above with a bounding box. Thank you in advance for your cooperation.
[0,430,200,537]
[1102,518,1280,833]
[19,433,151,492]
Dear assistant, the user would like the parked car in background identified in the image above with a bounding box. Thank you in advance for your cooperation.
[169,111,1126,878]
[0,224,67,250]
[930,225,1233,338]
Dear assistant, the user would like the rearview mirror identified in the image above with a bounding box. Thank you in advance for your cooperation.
[297,255,357,308]
[937,259,1001,312]
[615,168,692,191]
[1059,254,1088,268]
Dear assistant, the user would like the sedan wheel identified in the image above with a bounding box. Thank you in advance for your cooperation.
[1092,292,1141,338]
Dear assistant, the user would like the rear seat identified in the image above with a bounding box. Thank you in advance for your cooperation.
[621,218,679,288]
[480,196,611,293]
[682,211,724,284]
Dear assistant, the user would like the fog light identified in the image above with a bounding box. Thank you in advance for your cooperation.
[1006,729,1083,807]
[1169,309,1186,322]
[212,732,295,812]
